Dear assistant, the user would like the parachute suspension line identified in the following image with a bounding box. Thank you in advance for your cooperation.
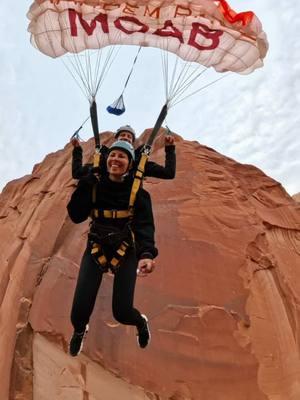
[42,8,103,149]
[93,44,121,99]
[63,14,96,98]
[64,55,93,100]
[169,45,208,100]
[159,21,236,108]
[160,41,208,107]
[41,9,90,101]
[169,61,201,104]
[91,50,101,96]
[100,32,124,86]
[171,74,230,107]
[160,48,232,108]
[46,10,94,100]
[107,46,142,116]
[71,47,103,100]
[92,30,113,98]
[160,38,177,102]
[89,49,104,99]
[122,46,142,95]
[161,46,170,102]
[166,35,201,102]
[51,11,120,103]
[84,50,94,97]
[70,115,90,140]
[160,38,188,103]
[61,46,120,103]
[167,52,180,101]
[168,33,234,106]
[167,57,188,100]
[169,34,235,106]
[168,66,208,105]
[165,124,172,136]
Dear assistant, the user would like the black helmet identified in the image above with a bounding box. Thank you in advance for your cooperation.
[115,125,136,142]
[108,140,135,162]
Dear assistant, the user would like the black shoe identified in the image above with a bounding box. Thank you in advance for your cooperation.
[137,314,151,348]
[69,325,89,357]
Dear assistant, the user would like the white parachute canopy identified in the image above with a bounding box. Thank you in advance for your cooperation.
[27,0,268,105]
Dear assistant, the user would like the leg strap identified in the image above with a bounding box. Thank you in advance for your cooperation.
[91,240,131,273]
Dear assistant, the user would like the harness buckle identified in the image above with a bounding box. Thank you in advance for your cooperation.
[142,144,151,156]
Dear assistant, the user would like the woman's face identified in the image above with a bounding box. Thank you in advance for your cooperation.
[107,149,130,179]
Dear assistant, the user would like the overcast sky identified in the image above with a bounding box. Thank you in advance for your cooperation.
[1,0,299,195]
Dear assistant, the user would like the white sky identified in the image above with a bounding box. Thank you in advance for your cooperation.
[0,0,299,195]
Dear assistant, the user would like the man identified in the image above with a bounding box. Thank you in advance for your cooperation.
[71,125,176,180]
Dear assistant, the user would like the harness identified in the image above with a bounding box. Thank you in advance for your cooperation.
[86,101,168,272]
[89,148,149,273]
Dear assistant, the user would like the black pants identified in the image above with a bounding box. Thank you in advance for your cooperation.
[71,246,144,333]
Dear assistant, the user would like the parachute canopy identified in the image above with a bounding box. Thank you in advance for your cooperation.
[27,0,268,75]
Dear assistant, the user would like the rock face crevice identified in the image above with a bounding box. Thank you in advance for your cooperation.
[241,225,300,400]
[10,323,33,400]
[0,131,299,400]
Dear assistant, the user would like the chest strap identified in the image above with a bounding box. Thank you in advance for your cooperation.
[92,209,131,219]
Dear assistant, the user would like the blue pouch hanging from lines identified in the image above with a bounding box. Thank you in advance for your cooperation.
[106,47,142,116]
[106,94,125,115]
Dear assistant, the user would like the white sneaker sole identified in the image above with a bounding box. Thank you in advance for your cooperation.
[137,314,151,348]
[69,324,89,356]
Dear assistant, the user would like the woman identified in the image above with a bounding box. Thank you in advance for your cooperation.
[67,140,158,356]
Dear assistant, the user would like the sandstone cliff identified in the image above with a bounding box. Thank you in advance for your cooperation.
[293,193,300,202]
[0,131,299,400]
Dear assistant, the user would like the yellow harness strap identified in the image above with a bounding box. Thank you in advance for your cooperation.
[91,243,106,265]
[128,152,149,215]
[91,208,130,219]
[92,184,99,218]
[91,240,131,271]
[110,241,130,268]
[91,150,101,219]
[93,149,101,169]
[103,210,131,218]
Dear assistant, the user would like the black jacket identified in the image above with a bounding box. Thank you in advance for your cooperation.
[72,144,176,180]
[67,174,158,260]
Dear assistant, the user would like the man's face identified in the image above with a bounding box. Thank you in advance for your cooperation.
[118,131,134,144]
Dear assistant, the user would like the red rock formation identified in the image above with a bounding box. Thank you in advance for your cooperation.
[293,193,300,202]
[0,131,299,400]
